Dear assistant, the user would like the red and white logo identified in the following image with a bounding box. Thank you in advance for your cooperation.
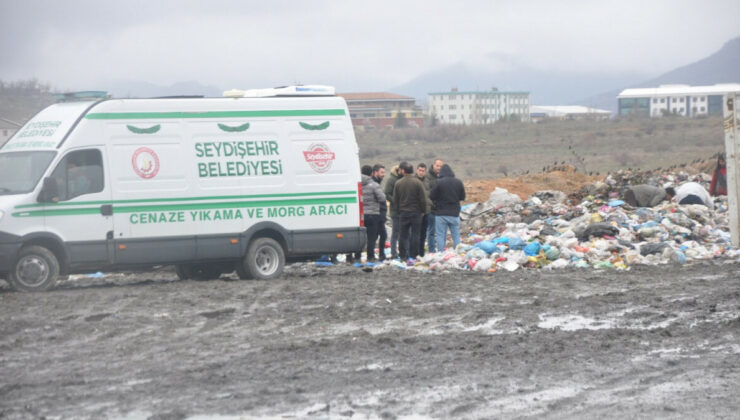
[302,143,335,173]
[132,147,160,179]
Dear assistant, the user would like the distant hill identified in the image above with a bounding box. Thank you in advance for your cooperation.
[103,79,223,98]
[390,52,647,106]
[579,36,740,113]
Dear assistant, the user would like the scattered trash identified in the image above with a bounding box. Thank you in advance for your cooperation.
[302,167,737,274]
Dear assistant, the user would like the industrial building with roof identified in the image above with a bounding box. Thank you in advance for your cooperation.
[428,88,530,125]
[617,83,740,118]
[337,92,423,130]
[530,105,611,122]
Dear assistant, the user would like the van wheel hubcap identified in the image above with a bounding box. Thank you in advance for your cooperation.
[255,246,279,275]
[16,256,49,287]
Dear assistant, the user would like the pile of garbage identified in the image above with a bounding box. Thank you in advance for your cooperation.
[324,168,738,273]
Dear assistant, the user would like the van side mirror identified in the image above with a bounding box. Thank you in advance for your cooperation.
[38,177,60,203]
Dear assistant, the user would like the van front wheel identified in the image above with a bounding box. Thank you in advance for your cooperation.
[243,237,285,280]
[9,245,60,292]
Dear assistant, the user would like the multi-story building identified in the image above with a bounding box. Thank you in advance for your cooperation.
[337,92,423,130]
[617,83,740,118]
[428,88,530,125]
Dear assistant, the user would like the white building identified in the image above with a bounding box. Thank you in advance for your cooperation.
[530,105,611,122]
[428,88,530,125]
[0,118,22,146]
[617,83,740,118]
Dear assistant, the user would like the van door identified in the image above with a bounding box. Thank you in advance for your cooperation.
[44,148,113,267]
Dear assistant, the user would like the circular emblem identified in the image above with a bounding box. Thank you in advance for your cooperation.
[132,147,160,179]
[302,143,336,173]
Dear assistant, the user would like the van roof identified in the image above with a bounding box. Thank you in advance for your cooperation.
[223,85,335,98]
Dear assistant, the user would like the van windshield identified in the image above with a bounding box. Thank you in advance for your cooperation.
[0,151,57,195]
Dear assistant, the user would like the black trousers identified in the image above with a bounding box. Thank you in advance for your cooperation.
[377,211,387,260]
[399,212,422,260]
[678,194,705,206]
[364,214,383,260]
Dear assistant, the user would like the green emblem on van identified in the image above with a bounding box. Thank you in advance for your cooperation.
[217,122,250,132]
[299,121,330,131]
[127,124,161,134]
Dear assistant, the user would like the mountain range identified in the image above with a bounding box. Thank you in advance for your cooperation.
[392,36,740,113]
[90,36,740,114]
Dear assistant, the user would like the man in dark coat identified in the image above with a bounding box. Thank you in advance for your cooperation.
[383,165,402,259]
[372,164,387,260]
[430,164,466,251]
[392,161,427,261]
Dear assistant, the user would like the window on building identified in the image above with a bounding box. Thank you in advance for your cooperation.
[672,98,676,103]
[700,107,705,112]
[385,113,392,117]
[363,113,375,118]
[449,105,456,110]
[350,113,356,118]
[692,97,697,102]
[692,107,697,113]
[701,97,706,101]
[679,108,684,113]
[653,98,657,104]
[461,105,465,109]
[450,115,457,120]
[660,98,665,103]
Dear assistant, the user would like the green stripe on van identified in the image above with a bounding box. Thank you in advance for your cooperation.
[85,109,345,120]
[12,196,356,218]
[14,190,357,209]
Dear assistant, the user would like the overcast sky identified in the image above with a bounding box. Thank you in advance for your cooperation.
[1,0,738,92]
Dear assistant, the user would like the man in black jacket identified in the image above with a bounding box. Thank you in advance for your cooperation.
[372,164,387,260]
[392,161,427,261]
[429,164,466,251]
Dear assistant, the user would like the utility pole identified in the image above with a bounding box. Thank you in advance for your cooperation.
[724,93,739,246]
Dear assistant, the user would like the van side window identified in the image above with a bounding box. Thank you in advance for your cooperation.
[49,149,104,201]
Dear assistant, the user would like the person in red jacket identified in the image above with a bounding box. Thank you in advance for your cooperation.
[710,153,727,196]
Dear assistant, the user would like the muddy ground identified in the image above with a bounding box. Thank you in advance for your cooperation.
[1,262,739,419]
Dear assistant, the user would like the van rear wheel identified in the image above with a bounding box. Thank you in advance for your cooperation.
[175,263,222,281]
[243,237,285,280]
[8,245,60,292]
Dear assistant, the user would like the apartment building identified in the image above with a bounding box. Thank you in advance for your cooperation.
[337,92,424,130]
[428,88,530,125]
[617,84,740,117]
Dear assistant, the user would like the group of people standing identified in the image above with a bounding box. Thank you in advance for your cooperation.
[360,159,466,262]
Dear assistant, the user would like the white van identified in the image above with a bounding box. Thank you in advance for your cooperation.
[0,86,365,291]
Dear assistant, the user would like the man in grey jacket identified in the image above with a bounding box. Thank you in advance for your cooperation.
[623,185,675,207]
[361,165,386,261]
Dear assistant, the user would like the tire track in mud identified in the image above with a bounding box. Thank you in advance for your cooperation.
[0,263,738,419]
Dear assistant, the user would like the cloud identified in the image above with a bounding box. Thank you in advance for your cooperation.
[1,0,738,91]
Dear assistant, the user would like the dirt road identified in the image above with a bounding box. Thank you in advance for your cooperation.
[1,262,739,419]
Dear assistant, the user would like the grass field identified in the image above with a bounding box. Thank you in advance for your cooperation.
[357,116,726,180]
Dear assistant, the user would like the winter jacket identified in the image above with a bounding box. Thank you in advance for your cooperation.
[429,164,466,217]
[628,185,668,207]
[391,174,427,214]
[676,182,713,208]
[710,165,727,196]
[383,166,402,216]
[423,166,440,210]
[361,174,385,215]
[372,176,387,213]
[417,175,432,214]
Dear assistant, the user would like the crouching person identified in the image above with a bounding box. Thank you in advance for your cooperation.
[430,164,466,251]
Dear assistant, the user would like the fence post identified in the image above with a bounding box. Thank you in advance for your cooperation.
[724,93,740,247]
